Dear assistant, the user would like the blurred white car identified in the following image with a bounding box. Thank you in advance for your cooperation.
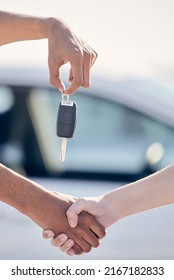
[0,66,174,260]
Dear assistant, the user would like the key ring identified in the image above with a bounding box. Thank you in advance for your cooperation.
[62,93,69,101]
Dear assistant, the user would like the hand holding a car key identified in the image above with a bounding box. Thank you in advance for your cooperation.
[0,11,97,95]
[47,17,97,94]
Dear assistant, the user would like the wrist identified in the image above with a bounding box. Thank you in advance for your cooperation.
[46,17,73,43]
[102,186,134,221]
[100,193,121,225]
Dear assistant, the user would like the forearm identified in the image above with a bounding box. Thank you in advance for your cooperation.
[0,163,50,217]
[104,164,174,220]
[0,11,54,45]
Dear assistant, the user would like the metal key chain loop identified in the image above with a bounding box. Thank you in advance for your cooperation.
[62,93,69,102]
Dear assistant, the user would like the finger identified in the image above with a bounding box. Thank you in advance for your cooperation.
[80,39,98,87]
[48,59,66,92]
[77,212,102,248]
[67,51,96,90]
[72,243,83,255]
[64,56,84,94]
[78,238,92,253]
[69,223,92,253]
[72,212,98,251]
[69,52,91,88]
[66,210,78,228]
[91,49,98,65]
[50,234,81,256]
[81,227,100,248]
[51,233,68,247]
[90,222,106,240]
[80,38,98,65]
[66,198,89,228]
[76,212,106,248]
[67,248,75,256]
[53,75,65,93]
[88,213,106,240]
[59,239,74,253]
[69,68,73,82]
[82,51,91,88]
[42,229,55,239]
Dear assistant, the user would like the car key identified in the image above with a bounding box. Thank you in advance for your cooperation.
[56,94,77,162]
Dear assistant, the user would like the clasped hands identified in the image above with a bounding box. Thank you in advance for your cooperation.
[30,190,106,256]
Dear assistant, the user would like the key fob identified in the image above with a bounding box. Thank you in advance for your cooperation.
[57,100,77,138]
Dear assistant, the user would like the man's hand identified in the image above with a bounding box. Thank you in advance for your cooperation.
[47,18,97,94]
[43,195,117,255]
[0,11,97,95]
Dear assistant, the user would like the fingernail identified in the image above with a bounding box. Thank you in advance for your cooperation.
[69,220,76,228]
[60,234,68,242]
[67,239,74,246]
[45,230,54,238]
[67,249,75,256]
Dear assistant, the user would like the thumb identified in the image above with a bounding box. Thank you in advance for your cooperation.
[66,198,89,228]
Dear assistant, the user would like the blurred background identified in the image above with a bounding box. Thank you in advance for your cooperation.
[0,0,174,260]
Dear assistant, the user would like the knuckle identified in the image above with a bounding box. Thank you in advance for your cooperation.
[76,47,83,56]
[79,211,88,222]
[72,47,83,60]
[93,50,98,59]
[91,50,98,65]
[74,226,82,235]
[84,50,91,60]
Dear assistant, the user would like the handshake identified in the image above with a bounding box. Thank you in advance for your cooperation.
[0,164,114,257]
[42,192,108,256]
[1,162,174,257]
